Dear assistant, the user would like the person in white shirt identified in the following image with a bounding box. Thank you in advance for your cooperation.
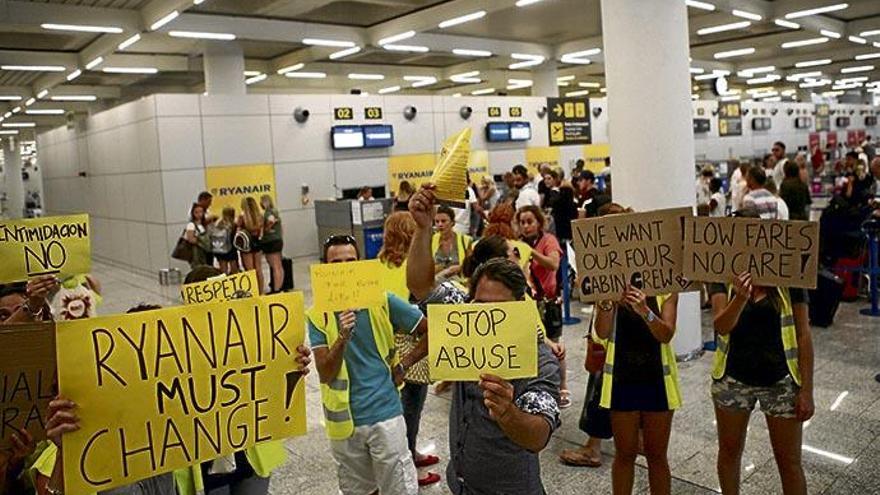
[513,164,541,210]
[454,185,477,235]
[729,161,748,213]
[696,165,715,209]
[708,178,727,217]
[742,166,780,220]
[771,141,788,189]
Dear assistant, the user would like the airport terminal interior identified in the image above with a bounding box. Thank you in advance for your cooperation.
[2,0,880,494]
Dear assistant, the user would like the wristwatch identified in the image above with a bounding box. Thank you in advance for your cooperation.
[644,310,656,323]
[20,300,43,319]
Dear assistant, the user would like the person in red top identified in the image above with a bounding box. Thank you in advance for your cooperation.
[516,205,570,407]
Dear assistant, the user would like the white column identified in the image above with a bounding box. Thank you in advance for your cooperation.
[532,64,559,97]
[203,41,246,95]
[5,138,25,218]
[600,0,702,357]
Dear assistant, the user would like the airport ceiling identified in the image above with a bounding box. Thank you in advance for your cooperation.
[0,0,879,134]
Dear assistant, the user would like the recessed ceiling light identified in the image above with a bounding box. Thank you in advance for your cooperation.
[452,48,492,57]
[738,66,775,77]
[836,76,869,84]
[383,44,430,53]
[302,38,356,48]
[66,69,82,81]
[697,21,751,36]
[471,87,495,95]
[329,46,362,59]
[855,52,880,60]
[557,75,576,82]
[781,37,829,49]
[713,47,755,59]
[820,30,842,39]
[41,23,123,34]
[566,89,590,97]
[439,11,487,29]
[150,10,179,31]
[102,67,158,74]
[378,85,401,94]
[50,95,97,101]
[118,33,141,50]
[786,71,823,81]
[509,54,544,70]
[507,79,533,90]
[560,48,600,65]
[284,72,326,79]
[2,122,36,128]
[11,106,21,113]
[690,67,705,74]
[860,29,880,37]
[694,73,720,80]
[377,31,415,46]
[244,74,266,85]
[785,3,849,19]
[348,73,384,80]
[515,0,544,6]
[85,57,104,70]
[0,130,19,135]
[450,70,481,83]
[849,36,867,44]
[800,79,831,88]
[746,75,782,85]
[840,65,874,73]
[24,98,35,106]
[169,31,236,40]
[774,19,801,29]
[277,63,304,74]
[721,94,742,101]
[795,59,832,67]
[685,0,715,11]
[243,70,262,77]
[1,65,65,72]
[732,10,762,21]
[579,82,601,88]
[26,109,65,115]
[404,76,437,88]
[0,96,23,101]
[36,90,48,99]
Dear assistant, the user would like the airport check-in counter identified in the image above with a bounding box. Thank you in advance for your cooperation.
[315,199,392,259]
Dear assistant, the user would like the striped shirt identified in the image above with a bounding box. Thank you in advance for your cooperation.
[743,189,779,220]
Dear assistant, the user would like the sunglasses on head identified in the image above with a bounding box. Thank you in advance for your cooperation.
[323,234,357,248]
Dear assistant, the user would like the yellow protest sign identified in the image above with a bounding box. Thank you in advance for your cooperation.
[56,292,308,495]
[310,260,386,312]
[388,153,437,192]
[0,214,91,283]
[525,146,561,176]
[428,301,538,381]
[180,270,259,305]
[468,149,490,184]
[205,164,276,215]
[432,128,471,207]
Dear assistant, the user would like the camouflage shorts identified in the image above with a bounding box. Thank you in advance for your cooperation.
[711,375,798,418]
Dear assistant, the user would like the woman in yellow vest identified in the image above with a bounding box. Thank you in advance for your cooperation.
[709,271,814,495]
[431,205,471,281]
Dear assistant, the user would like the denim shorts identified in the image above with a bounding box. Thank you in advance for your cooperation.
[711,375,798,418]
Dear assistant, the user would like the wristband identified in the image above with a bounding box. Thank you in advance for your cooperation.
[644,310,656,323]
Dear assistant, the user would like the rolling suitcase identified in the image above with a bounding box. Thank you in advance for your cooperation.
[809,268,844,328]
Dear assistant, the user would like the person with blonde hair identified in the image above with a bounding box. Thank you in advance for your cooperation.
[237,196,266,294]
[211,206,240,274]
[260,194,285,293]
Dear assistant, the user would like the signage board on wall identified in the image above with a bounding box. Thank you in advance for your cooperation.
[334,107,353,120]
[488,106,502,118]
[546,97,592,146]
[509,107,522,118]
[815,104,830,132]
[826,131,837,150]
[717,102,742,137]
[364,107,383,120]
[205,164,277,215]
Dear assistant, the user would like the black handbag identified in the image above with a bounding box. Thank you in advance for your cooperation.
[171,235,193,262]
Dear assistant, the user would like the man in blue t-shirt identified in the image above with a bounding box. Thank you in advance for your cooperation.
[308,235,427,495]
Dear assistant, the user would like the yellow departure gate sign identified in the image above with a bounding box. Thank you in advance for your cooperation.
[180,270,260,305]
[334,107,353,120]
[0,214,91,283]
[56,292,308,495]
[310,259,386,312]
[428,301,538,381]
[488,107,502,118]
[365,107,383,119]
[509,107,522,117]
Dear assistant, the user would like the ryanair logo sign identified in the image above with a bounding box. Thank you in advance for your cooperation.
[205,164,277,214]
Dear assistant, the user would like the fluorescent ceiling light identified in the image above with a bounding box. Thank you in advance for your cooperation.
[698,21,751,36]
[329,46,362,59]
[378,85,401,94]
[762,96,782,102]
[732,9,762,21]
[377,31,415,45]
[284,71,326,79]
[694,73,721,80]
[795,59,832,67]
[785,3,848,19]
[566,89,590,97]
[150,10,179,31]
[849,36,867,44]
[560,48,600,65]
[820,30,841,39]
[747,75,781,84]
[860,29,880,37]
[822,90,845,97]
[2,122,36,127]
[193,0,204,4]
[714,47,755,59]
[348,73,384,80]
[721,94,742,101]
[383,44,429,53]
[24,98,35,106]
[51,95,96,101]
[102,67,158,74]
[685,0,715,11]
[244,73,266,85]
[2,112,11,118]
[855,52,880,60]
[774,19,801,29]
[243,70,262,77]
[782,37,829,49]
[118,34,141,50]
[557,81,570,87]
[85,57,103,70]
[507,79,533,90]
[11,106,21,113]
[841,65,874,73]
[451,70,480,80]
[508,53,545,69]
[41,23,122,34]
[557,75,576,82]
[0,96,22,101]
[787,71,823,81]
[404,76,437,88]
[0,130,19,135]
[690,67,705,74]
[169,31,236,40]
[452,48,492,57]
[739,65,775,76]
[302,38,355,48]
[277,63,304,74]
[836,76,868,84]
[579,82,601,88]
[471,87,495,95]
[1,65,65,72]
[439,11,486,29]
[26,109,64,115]
[36,90,48,99]
[515,0,544,6]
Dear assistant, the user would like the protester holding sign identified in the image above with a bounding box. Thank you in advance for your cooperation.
[432,205,472,281]
[307,234,428,495]
[0,276,57,323]
[709,272,815,495]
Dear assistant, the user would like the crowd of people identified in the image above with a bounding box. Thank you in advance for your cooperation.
[0,157,820,495]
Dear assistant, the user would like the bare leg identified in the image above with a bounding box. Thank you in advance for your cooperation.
[266,251,284,292]
[611,411,641,495]
[765,414,806,495]
[253,251,266,294]
[715,406,750,495]
[641,411,674,495]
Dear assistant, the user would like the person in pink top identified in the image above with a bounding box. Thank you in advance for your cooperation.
[516,204,570,408]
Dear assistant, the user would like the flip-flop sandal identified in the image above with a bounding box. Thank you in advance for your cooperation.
[559,449,602,468]
[559,389,572,409]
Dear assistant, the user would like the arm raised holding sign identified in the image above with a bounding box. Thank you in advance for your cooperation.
[479,374,553,453]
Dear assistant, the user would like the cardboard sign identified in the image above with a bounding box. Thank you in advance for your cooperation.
[571,208,694,302]
[683,217,819,289]
[431,128,472,208]
[310,259,385,312]
[0,214,91,283]
[0,324,56,450]
[180,270,259,305]
[428,301,538,381]
[56,292,308,495]
[205,164,276,216]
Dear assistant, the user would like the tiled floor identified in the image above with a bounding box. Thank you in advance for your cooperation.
[92,259,880,495]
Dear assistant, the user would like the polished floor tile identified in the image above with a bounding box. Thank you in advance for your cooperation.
[87,259,880,494]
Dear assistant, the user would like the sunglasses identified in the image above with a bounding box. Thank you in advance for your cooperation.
[323,234,357,248]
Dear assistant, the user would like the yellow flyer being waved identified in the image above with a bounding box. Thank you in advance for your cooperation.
[56,292,308,495]
[180,270,260,305]
[310,259,385,312]
[0,214,90,283]
[431,128,472,208]
[428,300,538,381]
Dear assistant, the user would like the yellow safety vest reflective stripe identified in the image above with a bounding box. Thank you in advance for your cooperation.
[712,287,801,385]
[306,300,400,440]
[431,232,472,266]
[599,294,682,410]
